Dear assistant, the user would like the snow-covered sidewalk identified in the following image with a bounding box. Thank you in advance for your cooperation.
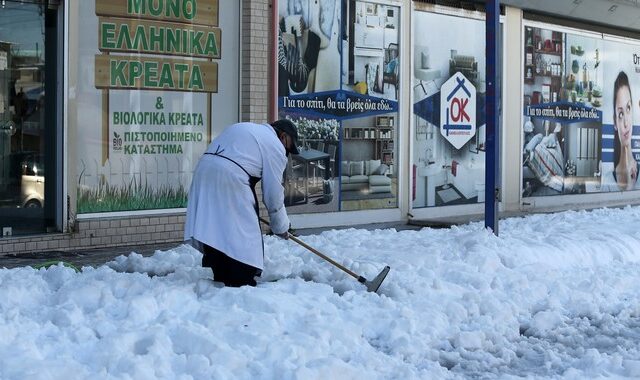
[2,207,640,379]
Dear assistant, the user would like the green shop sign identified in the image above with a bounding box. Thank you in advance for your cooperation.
[96,0,219,26]
[95,54,217,92]
[98,18,221,59]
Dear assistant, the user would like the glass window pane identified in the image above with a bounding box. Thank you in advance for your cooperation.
[0,1,49,235]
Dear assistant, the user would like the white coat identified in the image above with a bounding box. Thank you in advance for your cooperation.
[184,122,290,270]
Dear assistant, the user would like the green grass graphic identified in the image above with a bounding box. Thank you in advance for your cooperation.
[78,180,187,213]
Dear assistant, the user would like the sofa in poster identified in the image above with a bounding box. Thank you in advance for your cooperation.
[340,113,397,211]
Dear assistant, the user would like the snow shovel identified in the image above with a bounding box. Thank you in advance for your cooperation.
[259,217,390,293]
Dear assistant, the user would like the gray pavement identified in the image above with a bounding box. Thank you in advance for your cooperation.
[0,242,180,270]
[1,207,617,270]
[0,220,433,270]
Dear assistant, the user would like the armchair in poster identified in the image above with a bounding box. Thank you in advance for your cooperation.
[521,26,640,197]
[411,10,487,208]
[277,0,400,214]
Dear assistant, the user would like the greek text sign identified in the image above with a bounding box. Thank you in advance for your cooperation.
[95,54,218,92]
[98,18,221,59]
[95,0,219,26]
[440,72,476,149]
[95,0,220,93]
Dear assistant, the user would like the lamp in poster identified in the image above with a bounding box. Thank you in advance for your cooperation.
[277,0,400,214]
[76,0,223,213]
[411,10,487,208]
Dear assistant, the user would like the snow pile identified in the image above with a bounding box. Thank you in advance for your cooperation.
[2,207,640,379]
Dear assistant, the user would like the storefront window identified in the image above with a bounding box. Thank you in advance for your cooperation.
[0,1,56,236]
[278,0,400,213]
[521,26,638,196]
[70,0,239,214]
[411,10,487,208]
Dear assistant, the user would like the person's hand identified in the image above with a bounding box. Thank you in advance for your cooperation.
[276,231,289,240]
[265,222,294,240]
[276,224,296,239]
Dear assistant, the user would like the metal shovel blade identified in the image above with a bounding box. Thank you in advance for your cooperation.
[364,265,391,293]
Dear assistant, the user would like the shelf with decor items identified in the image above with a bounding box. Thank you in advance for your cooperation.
[535,49,562,57]
[524,44,535,84]
[343,126,377,140]
[375,116,394,166]
[524,27,563,87]
[375,115,394,128]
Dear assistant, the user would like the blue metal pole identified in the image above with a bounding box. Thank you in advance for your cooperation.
[485,0,500,235]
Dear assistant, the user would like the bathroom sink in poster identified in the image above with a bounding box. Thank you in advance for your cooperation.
[411,8,487,209]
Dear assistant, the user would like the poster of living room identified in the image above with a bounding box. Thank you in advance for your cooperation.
[340,113,398,211]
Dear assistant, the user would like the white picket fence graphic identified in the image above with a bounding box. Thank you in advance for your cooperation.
[78,156,194,192]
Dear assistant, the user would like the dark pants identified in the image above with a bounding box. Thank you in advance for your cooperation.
[202,243,260,287]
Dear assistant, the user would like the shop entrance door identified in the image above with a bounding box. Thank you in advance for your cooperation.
[0,1,59,236]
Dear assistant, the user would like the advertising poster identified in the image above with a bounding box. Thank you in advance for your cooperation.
[599,39,640,192]
[277,0,399,214]
[521,27,640,196]
[74,0,238,213]
[522,26,603,196]
[412,10,487,208]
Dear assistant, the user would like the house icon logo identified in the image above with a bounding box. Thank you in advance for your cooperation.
[440,72,476,149]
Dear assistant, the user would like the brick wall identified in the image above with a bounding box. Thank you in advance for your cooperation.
[1,214,185,256]
[242,0,273,232]
[242,0,270,122]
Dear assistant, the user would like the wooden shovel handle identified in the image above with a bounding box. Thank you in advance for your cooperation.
[259,217,360,280]
[287,234,360,280]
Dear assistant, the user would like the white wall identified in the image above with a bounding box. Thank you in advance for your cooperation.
[502,6,523,211]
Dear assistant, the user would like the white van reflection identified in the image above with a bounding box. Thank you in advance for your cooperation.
[20,158,44,208]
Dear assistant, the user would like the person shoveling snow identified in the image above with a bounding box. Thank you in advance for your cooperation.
[184,120,299,287]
